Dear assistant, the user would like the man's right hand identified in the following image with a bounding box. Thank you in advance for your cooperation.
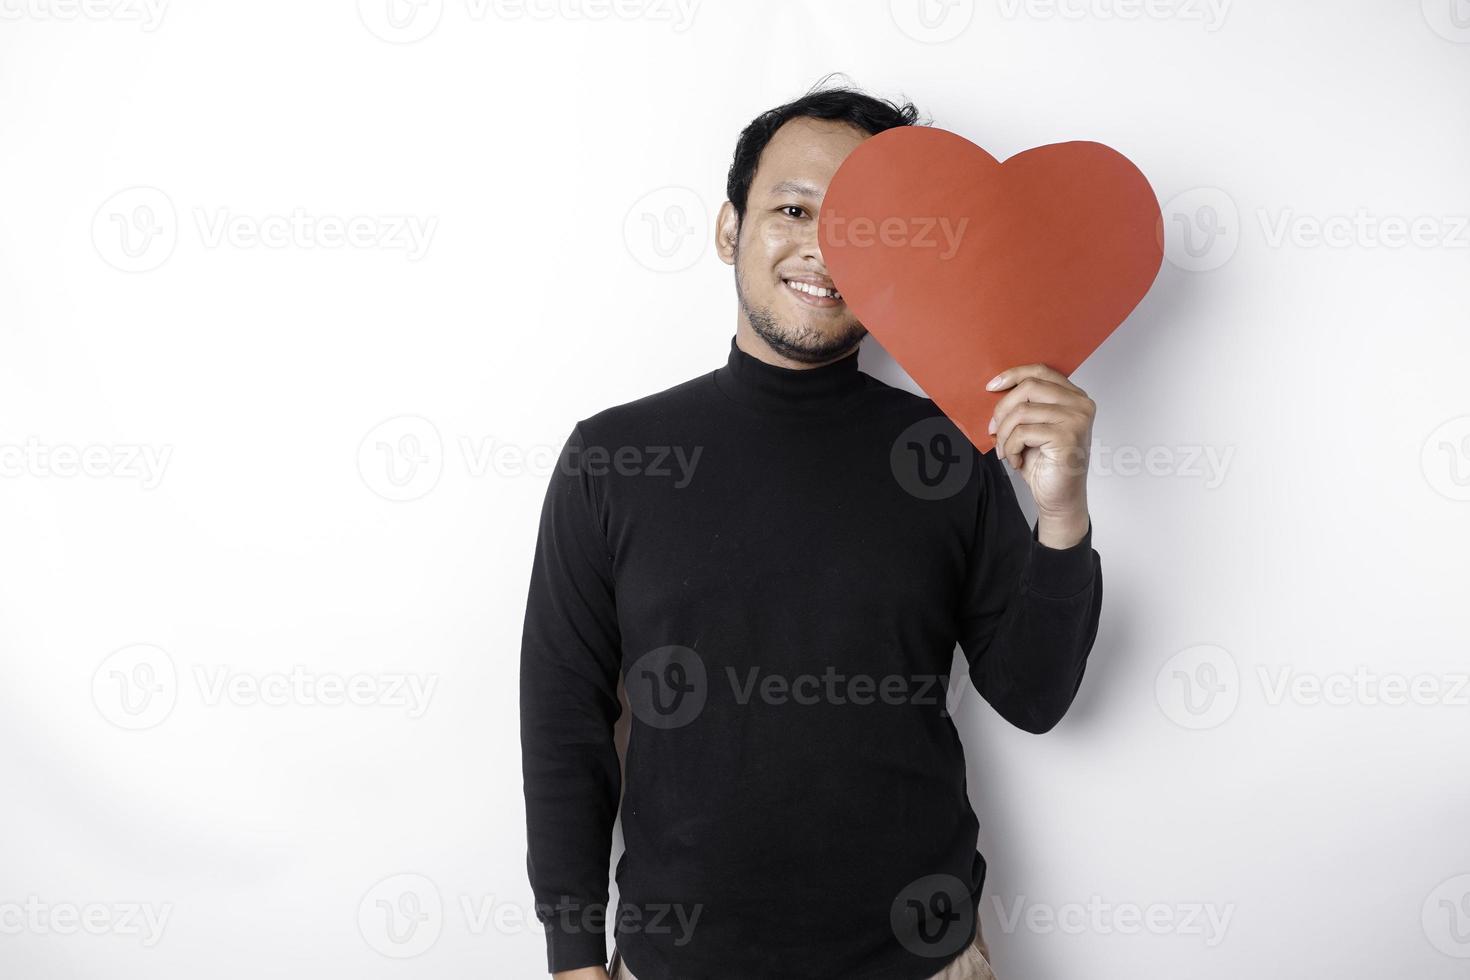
[553,968,609,980]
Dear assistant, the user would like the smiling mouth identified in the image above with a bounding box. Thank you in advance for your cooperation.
[782,277,843,303]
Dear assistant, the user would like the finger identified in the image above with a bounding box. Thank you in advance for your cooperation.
[989,377,1089,432]
[986,363,1085,396]
[997,421,1063,469]
[993,404,1077,462]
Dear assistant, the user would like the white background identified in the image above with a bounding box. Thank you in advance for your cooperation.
[3,1,1469,977]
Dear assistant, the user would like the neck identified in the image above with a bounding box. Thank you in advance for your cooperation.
[714,330,868,417]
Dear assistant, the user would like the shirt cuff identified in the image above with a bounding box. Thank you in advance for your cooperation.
[543,908,608,974]
[1021,518,1096,599]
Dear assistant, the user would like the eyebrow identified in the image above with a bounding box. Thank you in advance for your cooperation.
[767,180,823,199]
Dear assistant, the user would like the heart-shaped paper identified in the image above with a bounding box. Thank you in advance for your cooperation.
[819,126,1163,453]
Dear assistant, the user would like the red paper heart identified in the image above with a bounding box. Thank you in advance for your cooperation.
[819,127,1163,453]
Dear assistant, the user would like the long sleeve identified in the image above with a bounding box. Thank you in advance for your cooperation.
[519,423,623,973]
[957,450,1103,734]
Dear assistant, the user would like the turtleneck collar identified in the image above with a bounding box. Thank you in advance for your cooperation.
[712,334,868,417]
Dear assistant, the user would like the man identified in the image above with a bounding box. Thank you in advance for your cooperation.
[520,81,1102,980]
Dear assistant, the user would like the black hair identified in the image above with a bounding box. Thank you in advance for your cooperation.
[724,73,927,225]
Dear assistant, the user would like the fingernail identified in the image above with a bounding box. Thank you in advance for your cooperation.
[986,375,1004,390]
[987,417,996,434]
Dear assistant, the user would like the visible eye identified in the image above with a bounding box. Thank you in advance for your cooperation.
[780,205,808,219]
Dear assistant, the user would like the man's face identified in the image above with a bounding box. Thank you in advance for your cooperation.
[716,116,870,365]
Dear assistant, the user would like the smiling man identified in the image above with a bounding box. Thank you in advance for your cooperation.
[520,79,1102,980]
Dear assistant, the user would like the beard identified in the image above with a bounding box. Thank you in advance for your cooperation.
[735,256,867,365]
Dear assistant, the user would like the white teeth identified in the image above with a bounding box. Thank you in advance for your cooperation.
[785,279,841,299]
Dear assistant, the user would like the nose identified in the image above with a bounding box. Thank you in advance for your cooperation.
[800,213,827,269]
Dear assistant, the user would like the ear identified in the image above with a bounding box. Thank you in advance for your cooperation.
[715,201,739,266]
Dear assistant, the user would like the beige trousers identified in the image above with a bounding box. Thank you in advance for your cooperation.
[610,919,995,980]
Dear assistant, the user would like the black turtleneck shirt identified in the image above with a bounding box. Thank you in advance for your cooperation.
[519,335,1102,980]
